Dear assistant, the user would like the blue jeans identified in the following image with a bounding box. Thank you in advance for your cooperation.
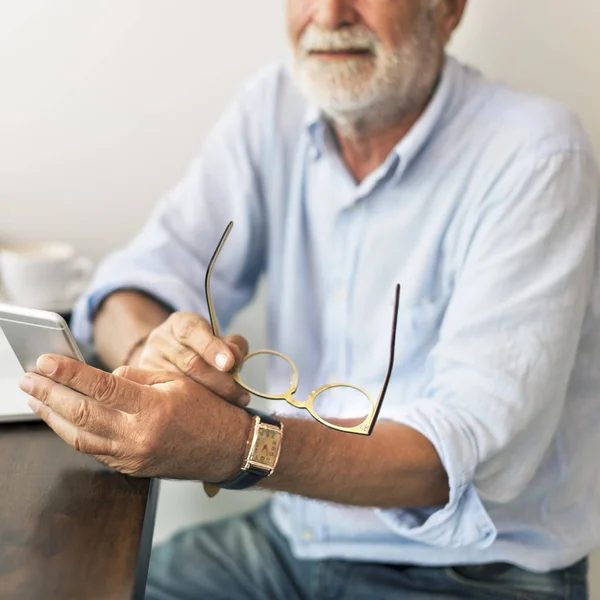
[145,502,588,600]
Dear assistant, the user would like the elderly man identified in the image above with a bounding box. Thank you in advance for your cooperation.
[20,0,599,598]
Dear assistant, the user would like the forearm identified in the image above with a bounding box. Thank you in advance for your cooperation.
[259,417,449,508]
[93,290,171,370]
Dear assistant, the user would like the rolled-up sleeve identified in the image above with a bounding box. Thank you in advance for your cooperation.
[71,80,268,346]
[377,147,599,548]
[377,402,498,548]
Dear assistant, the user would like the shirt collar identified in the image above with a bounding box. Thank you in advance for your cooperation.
[304,104,326,160]
[303,55,461,177]
[390,55,460,183]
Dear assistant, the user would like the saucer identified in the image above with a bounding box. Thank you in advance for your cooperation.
[0,294,78,316]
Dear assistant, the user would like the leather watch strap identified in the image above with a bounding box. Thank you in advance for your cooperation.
[245,407,280,426]
[216,463,270,490]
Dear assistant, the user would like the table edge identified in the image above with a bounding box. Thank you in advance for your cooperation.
[132,478,160,600]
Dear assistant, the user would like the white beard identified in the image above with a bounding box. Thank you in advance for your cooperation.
[292,9,440,131]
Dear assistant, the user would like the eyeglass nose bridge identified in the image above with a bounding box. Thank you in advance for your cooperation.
[231,349,301,404]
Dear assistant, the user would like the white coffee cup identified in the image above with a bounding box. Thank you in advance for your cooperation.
[0,242,92,311]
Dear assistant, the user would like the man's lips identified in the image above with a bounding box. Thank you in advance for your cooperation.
[307,48,373,58]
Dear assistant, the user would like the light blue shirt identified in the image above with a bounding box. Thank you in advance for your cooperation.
[72,56,600,571]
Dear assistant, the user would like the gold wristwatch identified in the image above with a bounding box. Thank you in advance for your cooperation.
[209,408,283,492]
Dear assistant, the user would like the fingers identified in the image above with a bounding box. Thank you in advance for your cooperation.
[20,372,127,440]
[223,334,249,365]
[169,312,236,372]
[139,314,251,406]
[192,367,250,406]
[24,394,114,456]
[34,355,142,413]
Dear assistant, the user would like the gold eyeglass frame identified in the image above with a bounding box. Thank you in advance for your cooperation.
[205,221,400,437]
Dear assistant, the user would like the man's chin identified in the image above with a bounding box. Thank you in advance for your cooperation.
[316,95,376,116]
[299,82,378,115]
[296,73,369,103]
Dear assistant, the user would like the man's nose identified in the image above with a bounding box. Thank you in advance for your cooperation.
[312,0,358,30]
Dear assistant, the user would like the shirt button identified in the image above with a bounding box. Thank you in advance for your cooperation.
[301,529,315,542]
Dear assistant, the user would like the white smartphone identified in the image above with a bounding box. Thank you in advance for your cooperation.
[0,303,85,422]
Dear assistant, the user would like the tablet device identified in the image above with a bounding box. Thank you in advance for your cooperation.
[0,303,85,422]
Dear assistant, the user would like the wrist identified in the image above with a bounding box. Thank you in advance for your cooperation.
[211,408,284,490]
[122,333,150,367]
[209,407,254,483]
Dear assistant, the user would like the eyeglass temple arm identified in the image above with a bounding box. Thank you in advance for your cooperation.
[371,284,401,429]
[205,221,234,338]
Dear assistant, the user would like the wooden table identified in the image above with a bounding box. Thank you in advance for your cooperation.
[0,420,158,600]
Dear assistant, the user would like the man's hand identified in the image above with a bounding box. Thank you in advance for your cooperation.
[19,354,251,481]
[130,312,250,407]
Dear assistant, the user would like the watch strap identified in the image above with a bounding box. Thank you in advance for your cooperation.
[216,463,270,491]
[245,407,280,426]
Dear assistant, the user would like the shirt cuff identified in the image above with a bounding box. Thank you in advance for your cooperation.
[70,273,206,348]
[375,401,497,549]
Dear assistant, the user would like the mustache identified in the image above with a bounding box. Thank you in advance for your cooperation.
[298,25,379,54]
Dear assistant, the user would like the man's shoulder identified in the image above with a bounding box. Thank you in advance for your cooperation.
[455,60,595,158]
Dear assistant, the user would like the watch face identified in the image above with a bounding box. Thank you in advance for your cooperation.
[249,425,281,468]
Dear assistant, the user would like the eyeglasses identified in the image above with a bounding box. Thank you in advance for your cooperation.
[205,221,400,437]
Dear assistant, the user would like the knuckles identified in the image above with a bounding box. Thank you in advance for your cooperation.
[89,373,118,403]
[113,365,129,378]
[180,352,206,377]
[71,400,91,429]
[72,432,84,453]
[171,312,201,344]
[33,379,51,404]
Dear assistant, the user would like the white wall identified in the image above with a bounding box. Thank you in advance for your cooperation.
[2,0,599,593]
[449,0,600,157]
[0,0,288,259]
